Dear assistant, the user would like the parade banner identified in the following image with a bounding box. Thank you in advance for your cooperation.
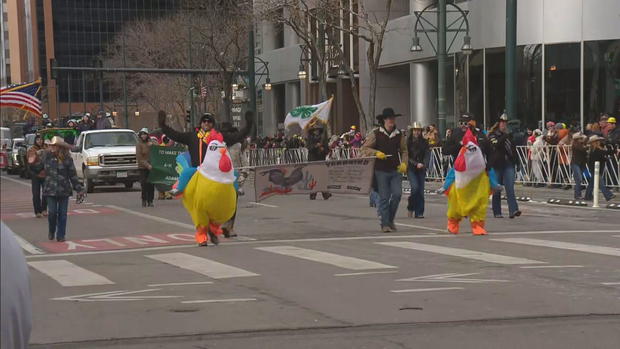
[147,146,186,185]
[254,157,375,201]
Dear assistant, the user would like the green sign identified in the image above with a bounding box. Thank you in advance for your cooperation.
[147,146,186,185]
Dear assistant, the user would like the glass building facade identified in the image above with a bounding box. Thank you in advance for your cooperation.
[36,0,180,104]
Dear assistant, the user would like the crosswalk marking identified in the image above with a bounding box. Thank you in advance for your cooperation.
[492,238,620,257]
[28,260,114,287]
[146,253,259,279]
[256,246,397,270]
[377,242,544,265]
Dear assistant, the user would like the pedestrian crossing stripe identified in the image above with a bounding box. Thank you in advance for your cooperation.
[146,252,259,279]
[255,246,397,270]
[28,260,114,287]
[377,241,545,265]
[491,238,620,257]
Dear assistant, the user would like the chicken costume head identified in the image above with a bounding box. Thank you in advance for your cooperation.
[183,140,237,232]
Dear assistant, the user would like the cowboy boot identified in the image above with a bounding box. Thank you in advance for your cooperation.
[447,219,460,235]
[471,221,488,236]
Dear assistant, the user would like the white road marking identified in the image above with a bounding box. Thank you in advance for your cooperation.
[492,238,620,257]
[394,222,444,233]
[391,287,464,293]
[613,235,620,238]
[378,241,545,265]
[11,230,46,255]
[28,260,114,287]
[601,282,620,286]
[397,272,509,283]
[147,252,259,279]
[106,205,195,229]
[251,202,279,208]
[52,288,180,302]
[334,271,398,277]
[181,298,257,304]
[148,281,214,287]
[520,265,584,269]
[1,176,32,187]
[256,246,396,270]
[23,230,620,259]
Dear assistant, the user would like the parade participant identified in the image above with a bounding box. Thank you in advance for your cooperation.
[584,135,615,202]
[307,123,331,200]
[136,128,155,207]
[94,110,112,130]
[34,137,85,242]
[570,132,588,200]
[27,135,47,218]
[77,114,93,133]
[488,114,521,219]
[64,120,77,145]
[362,107,408,233]
[439,129,500,235]
[443,113,488,161]
[181,140,237,246]
[406,122,430,218]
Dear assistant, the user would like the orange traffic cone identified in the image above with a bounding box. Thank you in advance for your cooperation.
[447,219,460,234]
[471,221,487,236]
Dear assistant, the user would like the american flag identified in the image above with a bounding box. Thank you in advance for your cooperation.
[0,80,42,116]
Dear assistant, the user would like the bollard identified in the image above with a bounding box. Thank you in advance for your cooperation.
[592,161,600,208]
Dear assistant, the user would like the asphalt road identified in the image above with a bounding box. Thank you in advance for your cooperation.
[1,174,619,348]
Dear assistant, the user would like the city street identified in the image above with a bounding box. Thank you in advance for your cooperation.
[2,175,620,348]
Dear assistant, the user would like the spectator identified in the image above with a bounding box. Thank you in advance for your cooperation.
[599,114,609,137]
[94,110,112,130]
[77,114,93,133]
[571,132,588,200]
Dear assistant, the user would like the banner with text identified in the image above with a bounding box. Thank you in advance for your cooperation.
[254,157,375,201]
[148,146,186,185]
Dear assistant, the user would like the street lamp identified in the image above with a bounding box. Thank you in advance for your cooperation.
[298,64,307,80]
[264,78,272,91]
[134,111,140,117]
[298,44,310,80]
[411,0,471,138]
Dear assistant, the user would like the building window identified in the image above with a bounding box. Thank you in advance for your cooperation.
[274,8,284,49]
[584,39,620,123]
[517,44,542,130]
[545,43,580,126]
[468,49,483,127]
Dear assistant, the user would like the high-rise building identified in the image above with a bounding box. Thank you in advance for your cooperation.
[1,0,39,87]
[34,0,181,119]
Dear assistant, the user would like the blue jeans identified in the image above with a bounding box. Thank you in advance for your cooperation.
[375,170,402,227]
[407,169,426,217]
[571,164,584,199]
[585,173,613,201]
[492,165,519,216]
[47,196,69,239]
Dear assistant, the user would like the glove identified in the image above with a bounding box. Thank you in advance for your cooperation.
[157,110,167,127]
[375,151,387,160]
[436,187,447,195]
[397,162,407,174]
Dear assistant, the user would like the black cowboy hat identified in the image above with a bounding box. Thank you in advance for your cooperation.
[200,113,216,124]
[376,107,402,120]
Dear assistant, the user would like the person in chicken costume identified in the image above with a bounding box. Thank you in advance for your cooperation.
[182,140,237,246]
[439,129,500,235]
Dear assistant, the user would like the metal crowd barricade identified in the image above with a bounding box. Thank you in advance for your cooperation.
[327,147,362,160]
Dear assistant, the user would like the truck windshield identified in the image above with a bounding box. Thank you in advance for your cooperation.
[84,132,137,149]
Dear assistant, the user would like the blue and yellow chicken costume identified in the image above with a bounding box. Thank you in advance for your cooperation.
[177,140,237,245]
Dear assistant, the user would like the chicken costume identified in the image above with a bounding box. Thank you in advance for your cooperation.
[182,140,237,245]
[441,129,498,235]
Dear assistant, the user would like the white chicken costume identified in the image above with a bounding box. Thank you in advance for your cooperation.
[183,140,237,245]
[441,129,496,235]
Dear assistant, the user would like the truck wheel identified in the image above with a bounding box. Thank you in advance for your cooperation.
[85,178,95,193]
[124,182,134,190]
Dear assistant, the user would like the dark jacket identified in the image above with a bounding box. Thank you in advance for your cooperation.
[307,129,329,161]
[488,129,518,169]
[160,116,253,168]
[443,126,489,159]
[77,121,92,133]
[361,127,408,172]
[38,150,83,197]
[407,131,430,171]
[94,117,112,130]
[588,146,613,173]
[608,127,620,147]
[571,140,588,168]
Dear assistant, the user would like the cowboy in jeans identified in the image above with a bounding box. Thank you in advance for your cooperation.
[362,108,408,233]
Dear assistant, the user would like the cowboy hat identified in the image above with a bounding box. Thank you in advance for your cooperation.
[138,128,149,135]
[410,122,423,129]
[588,135,605,143]
[45,136,65,146]
[376,107,402,120]
[572,132,587,140]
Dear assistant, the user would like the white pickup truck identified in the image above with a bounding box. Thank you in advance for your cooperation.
[71,129,141,193]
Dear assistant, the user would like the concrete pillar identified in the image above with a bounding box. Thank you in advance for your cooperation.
[410,61,436,127]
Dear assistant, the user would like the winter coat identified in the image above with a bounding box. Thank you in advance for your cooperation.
[587,146,613,173]
[488,129,518,169]
[307,129,329,161]
[27,144,46,178]
[39,150,83,197]
[136,141,151,169]
[407,132,430,172]
[94,117,112,130]
[571,140,588,168]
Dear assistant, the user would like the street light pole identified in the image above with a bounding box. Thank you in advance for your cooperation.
[505,0,517,121]
[437,0,448,138]
[248,28,257,138]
